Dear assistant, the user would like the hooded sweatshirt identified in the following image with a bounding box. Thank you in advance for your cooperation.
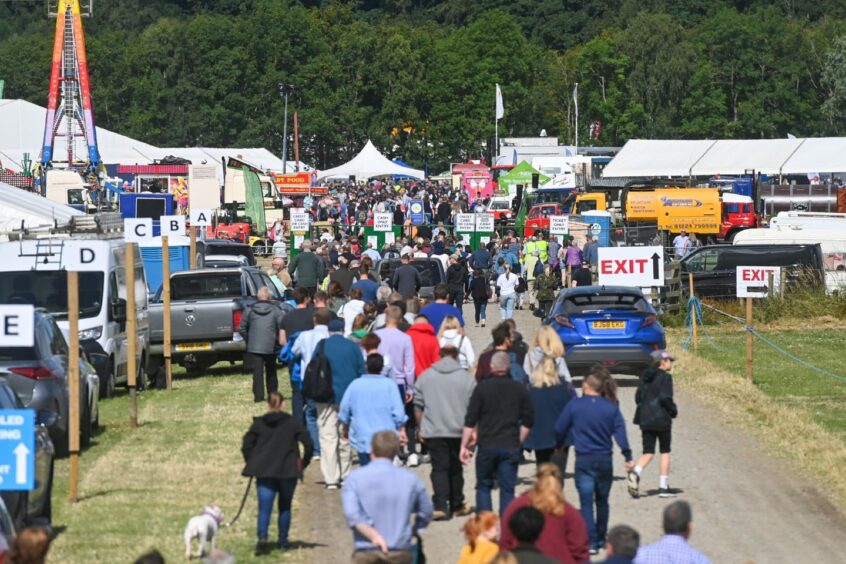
[242,411,313,479]
[414,357,476,438]
[634,366,676,431]
[239,300,285,355]
[523,346,572,384]
[406,323,441,378]
[339,299,365,336]
[439,329,475,370]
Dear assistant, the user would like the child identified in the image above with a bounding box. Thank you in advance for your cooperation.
[457,511,500,564]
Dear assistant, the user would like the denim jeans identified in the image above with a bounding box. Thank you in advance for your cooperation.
[305,400,321,456]
[256,477,297,544]
[475,447,521,515]
[499,294,516,320]
[473,299,487,323]
[574,456,614,549]
[290,378,304,424]
[358,451,371,466]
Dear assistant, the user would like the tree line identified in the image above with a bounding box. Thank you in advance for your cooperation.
[1,0,845,172]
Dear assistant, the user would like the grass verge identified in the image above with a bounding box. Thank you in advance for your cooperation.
[669,329,846,510]
[48,364,305,563]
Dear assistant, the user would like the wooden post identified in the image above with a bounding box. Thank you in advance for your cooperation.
[189,226,197,269]
[67,271,80,503]
[768,272,774,298]
[162,235,173,390]
[746,297,754,383]
[689,272,698,351]
[125,243,138,429]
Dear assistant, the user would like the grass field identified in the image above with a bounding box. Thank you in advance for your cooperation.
[692,324,846,443]
[48,364,307,563]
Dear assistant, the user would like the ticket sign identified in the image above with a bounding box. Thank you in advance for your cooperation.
[597,246,664,287]
[0,306,34,348]
[455,214,475,233]
[736,266,781,298]
[475,213,495,233]
[550,215,569,235]
[290,212,310,233]
[374,213,393,232]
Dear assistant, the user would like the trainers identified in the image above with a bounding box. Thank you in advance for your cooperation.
[627,471,640,499]
[325,483,339,490]
[658,487,677,498]
[432,510,450,521]
[407,453,420,467]
[313,454,321,461]
[255,539,270,556]
[421,454,431,464]
[481,319,486,327]
[393,456,403,467]
[589,547,599,555]
[452,504,472,517]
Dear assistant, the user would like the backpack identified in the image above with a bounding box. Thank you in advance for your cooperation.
[533,259,544,277]
[302,340,334,402]
[515,277,528,293]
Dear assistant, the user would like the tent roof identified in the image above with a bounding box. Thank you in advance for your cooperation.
[499,160,548,184]
[603,138,846,178]
[0,181,83,232]
[317,141,424,180]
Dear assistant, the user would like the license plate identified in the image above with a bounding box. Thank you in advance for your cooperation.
[175,342,212,352]
[592,321,625,329]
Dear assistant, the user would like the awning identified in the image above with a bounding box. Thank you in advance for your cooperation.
[602,140,716,177]
[117,164,189,175]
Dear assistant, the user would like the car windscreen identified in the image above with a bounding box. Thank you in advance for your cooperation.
[489,201,509,210]
[562,293,650,314]
[204,244,255,264]
[380,261,443,287]
[170,273,243,300]
[0,271,105,320]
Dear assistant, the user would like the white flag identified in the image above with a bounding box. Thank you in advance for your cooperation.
[495,83,504,120]
[573,83,578,105]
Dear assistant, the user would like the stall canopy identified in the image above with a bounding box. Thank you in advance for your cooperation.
[497,161,549,197]
[0,180,83,233]
[317,140,424,180]
[603,138,846,178]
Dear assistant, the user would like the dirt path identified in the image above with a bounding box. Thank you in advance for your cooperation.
[294,306,846,563]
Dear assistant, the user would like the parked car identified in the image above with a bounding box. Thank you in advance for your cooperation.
[489,196,513,223]
[546,286,666,375]
[374,258,447,303]
[194,238,256,268]
[680,243,825,298]
[202,254,251,268]
[0,309,100,456]
[0,495,16,552]
[0,377,56,529]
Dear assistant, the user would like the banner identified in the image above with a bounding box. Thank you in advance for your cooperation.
[409,200,425,225]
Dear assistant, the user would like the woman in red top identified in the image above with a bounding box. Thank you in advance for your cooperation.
[499,463,590,563]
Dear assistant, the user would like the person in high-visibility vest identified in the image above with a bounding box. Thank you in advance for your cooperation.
[536,232,549,263]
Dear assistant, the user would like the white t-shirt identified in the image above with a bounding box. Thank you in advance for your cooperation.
[497,272,519,296]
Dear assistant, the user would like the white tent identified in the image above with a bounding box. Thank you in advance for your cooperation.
[779,137,846,174]
[0,181,83,233]
[602,140,716,178]
[689,139,801,176]
[317,140,424,180]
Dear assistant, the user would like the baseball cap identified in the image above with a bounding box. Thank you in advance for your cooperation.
[650,350,675,364]
[328,318,345,333]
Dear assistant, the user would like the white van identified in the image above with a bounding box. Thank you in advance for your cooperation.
[768,211,846,231]
[0,235,150,397]
[733,227,846,292]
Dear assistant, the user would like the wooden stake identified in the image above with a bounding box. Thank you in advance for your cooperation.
[126,243,138,429]
[689,272,697,351]
[746,297,754,383]
[162,235,173,390]
[189,226,197,269]
[67,271,80,503]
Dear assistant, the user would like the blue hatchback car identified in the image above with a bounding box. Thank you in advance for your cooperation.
[546,286,666,375]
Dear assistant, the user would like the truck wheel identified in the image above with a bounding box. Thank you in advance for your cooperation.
[99,360,116,399]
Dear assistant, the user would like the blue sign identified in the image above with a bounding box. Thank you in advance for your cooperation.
[409,200,425,225]
[0,410,35,491]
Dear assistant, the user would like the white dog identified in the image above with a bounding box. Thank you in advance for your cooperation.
[183,505,224,559]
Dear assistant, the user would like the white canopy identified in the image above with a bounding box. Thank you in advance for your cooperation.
[603,138,846,178]
[0,181,83,233]
[317,140,424,180]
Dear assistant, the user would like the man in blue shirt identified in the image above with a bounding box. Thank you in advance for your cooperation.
[342,431,433,562]
[419,283,465,333]
[316,318,366,490]
[634,501,710,564]
[351,263,380,304]
[339,353,408,465]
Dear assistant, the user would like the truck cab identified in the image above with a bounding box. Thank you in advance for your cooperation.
[524,194,607,237]
[720,193,758,241]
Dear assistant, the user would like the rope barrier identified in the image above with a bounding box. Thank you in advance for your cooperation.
[681,296,717,350]
[746,327,846,384]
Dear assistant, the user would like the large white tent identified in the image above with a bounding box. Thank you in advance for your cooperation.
[317,140,424,180]
[603,138,846,178]
[0,180,83,233]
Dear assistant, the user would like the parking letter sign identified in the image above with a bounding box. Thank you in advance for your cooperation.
[0,305,34,348]
[736,266,781,298]
[190,208,213,227]
[374,213,393,232]
[550,215,569,235]
[597,246,665,287]
[161,215,186,237]
[124,218,153,242]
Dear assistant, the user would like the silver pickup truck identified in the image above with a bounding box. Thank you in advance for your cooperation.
[148,267,290,385]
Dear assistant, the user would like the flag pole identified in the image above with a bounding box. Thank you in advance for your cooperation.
[574,82,579,155]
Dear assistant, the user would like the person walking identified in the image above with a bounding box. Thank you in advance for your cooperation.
[629,350,679,499]
[288,240,326,296]
[572,259,593,287]
[241,392,313,555]
[270,258,293,294]
[457,512,500,564]
[391,253,422,299]
[419,283,464,333]
[375,306,417,463]
[496,264,519,320]
[475,323,514,381]
[533,265,559,318]
[339,354,408,466]
[460,351,534,515]
[316,318,366,490]
[342,431,433,564]
[438,316,475,370]
[407,315,441,380]
[330,256,357,295]
[523,327,575,475]
[446,254,468,315]
[292,308,332,455]
[634,501,710,564]
[524,250,541,311]
[672,230,690,259]
[554,366,633,555]
[499,464,589,564]
[239,287,286,402]
[470,268,490,327]
[414,346,476,520]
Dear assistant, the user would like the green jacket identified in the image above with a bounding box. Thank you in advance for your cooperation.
[288,250,325,288]
[534,273,559,302]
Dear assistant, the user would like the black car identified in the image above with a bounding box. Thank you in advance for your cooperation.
[375,257,447,303]
[680,244,825,298]
[195,239,256,267]
[0,377,56,529]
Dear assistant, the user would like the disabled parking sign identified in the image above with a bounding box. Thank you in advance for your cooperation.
[0,410,35,491]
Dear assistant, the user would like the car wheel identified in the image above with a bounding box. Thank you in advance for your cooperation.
[99,360,116,399]
[152,365,167,389]
[54,427,69,458]
[80,397,92,450]
[136,361,148,392]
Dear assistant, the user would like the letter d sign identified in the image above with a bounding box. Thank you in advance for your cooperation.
[161,215,186,237]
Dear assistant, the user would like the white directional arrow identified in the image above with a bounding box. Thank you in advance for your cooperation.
[14,443,29,485]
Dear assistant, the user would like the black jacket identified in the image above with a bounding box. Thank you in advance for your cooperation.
[329,266,356,295]
[242,411,313,479]
[392,263,422,298]
[447,263,467,291]
[634,367,677,431]
[470,276,488,301]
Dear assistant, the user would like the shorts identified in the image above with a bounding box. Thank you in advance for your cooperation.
[641,429,672,454]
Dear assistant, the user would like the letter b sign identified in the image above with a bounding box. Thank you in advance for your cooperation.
[160,215,186,237]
